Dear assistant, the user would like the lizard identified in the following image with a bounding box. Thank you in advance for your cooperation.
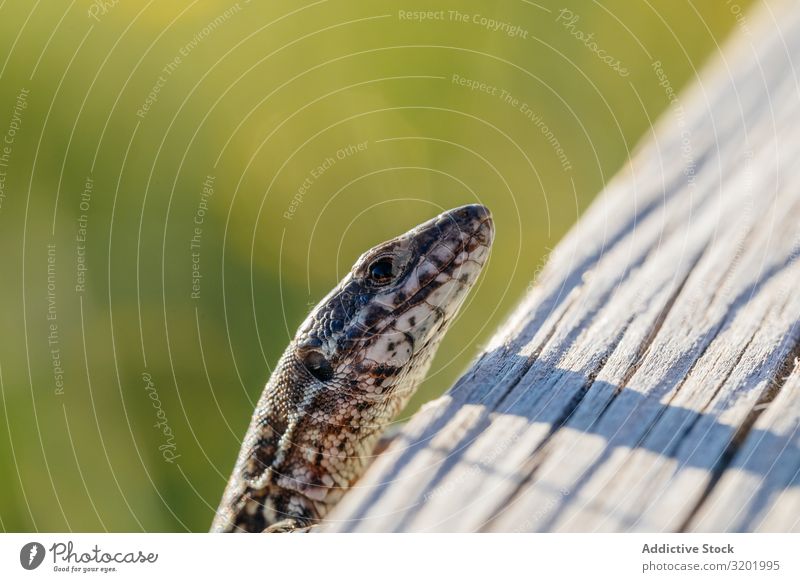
[211,204,494,532]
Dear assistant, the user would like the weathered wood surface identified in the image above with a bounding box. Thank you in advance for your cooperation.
[322,2,800,532]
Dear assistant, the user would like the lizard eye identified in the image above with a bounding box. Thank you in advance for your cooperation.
[300,350,334,382]
[367,257,395,285]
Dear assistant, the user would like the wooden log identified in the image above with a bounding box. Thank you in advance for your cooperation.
[322,1,800,532]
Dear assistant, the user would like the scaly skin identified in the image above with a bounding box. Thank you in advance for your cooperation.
[211,204,494,532]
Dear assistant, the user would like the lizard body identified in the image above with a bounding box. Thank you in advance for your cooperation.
[211,204,494,532]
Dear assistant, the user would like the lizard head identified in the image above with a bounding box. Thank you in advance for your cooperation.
[294,204,493,403]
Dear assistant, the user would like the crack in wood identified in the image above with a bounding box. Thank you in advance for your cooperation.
[679,338,800,531]
[478,321,632,531]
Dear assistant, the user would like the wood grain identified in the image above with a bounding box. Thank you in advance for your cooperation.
[322,1,800,532]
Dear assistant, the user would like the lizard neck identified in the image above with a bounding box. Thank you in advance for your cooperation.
[211,350,396,532]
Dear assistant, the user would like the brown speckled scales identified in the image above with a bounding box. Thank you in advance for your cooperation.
[211,205,494,532]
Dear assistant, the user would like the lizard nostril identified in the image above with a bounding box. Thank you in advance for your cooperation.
[452,204,491,224]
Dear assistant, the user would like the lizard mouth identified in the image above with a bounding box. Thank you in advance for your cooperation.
[402,204,493,304]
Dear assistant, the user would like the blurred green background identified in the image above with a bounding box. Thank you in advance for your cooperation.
[0,0,753,531]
